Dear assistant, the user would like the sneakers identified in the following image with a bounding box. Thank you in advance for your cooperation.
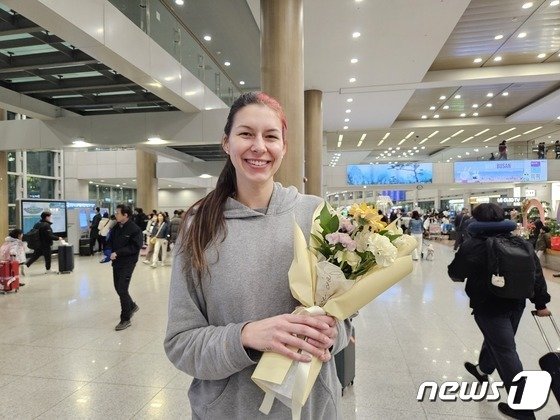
[131,304,139,317]
[497,402,535,420]
[142,260,150,265]
[151,263,157,268]
[464,362,489,383]
[115,320,131,331]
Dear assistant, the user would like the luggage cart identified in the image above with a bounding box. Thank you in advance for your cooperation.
[427,222,442,240]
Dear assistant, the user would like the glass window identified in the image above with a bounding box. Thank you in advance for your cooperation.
[8,206,15,229]
[8,174,17,203]
[7,151,16,172]
[27,176,55,199]
[88,184,98,201]
[27,151,55,176]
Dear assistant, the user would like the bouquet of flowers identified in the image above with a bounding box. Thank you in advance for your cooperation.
[252,202,417,419]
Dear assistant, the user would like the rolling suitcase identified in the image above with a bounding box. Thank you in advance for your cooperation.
[58,244,74,273]
[79,238,91,256]
[532,311,560,406]
[335,325,355,395]
[0,260,20,293]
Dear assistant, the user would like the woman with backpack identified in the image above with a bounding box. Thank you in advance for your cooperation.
[448,203,550,419]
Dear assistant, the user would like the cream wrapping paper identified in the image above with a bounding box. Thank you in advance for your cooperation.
[252,209,416,419]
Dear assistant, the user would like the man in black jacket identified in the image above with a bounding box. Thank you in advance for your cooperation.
[26,211,61,273]
[89,207,102,254]
[108,204,143,331]
[448,203,550,420]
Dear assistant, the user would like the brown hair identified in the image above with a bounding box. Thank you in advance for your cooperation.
[179,92,287,280]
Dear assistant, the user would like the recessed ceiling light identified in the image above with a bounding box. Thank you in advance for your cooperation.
[440,137,451,144]
[493,56,502,62]
[460,113,466,117]
[428,131,439,138]
[502,91,509,96]
[350,58,358,64]
[239,81,245,85]
[199,174,212,179]
[506,134,521,141]
[343,126,348,130]
[347,98,353,103]
[494,34,503,40]
[88,181,93,184]
[147,136,166,144]
[522,2,533,9]
[475,128,490,136]
[352,32,361,38]
[344,118,350,122]
[429,106,436,110]
[439,95,446,100]
[345,109,351,113]
[517,32,527,38]
[383,132,390,140]
[461,136,474,143]
[523,126,543,134]
[443,105,450,110]
[349,77,356,83]
[175,0,184,4]
[405,131,415,139]
[421,115,427,119]
[455,94,461,99]
[474,57,482,63]
[487,92,494,97]
[551,0,560,6]
[451,129,464,138]
[203,35,212,41]
[499,128,516,135]
[473,112,479,116]
[224,61,231,66]
[486,103,493,107]
[433,114,440,119]
[537,53,546,59]
[472,104,478,108]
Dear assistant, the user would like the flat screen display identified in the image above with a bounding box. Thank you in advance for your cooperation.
[454,160,547,183]
[347,163,433,185]
[20,200,67,236]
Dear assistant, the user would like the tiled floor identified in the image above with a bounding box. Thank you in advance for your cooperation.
[1,241,559,419]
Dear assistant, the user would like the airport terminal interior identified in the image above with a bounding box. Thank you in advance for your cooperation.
[1,0,560,419]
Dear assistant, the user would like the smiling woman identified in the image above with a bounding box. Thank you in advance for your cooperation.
[164,91,352,419]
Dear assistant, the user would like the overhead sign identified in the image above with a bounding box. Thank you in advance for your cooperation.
[454,160,547,183]
[347,163,433,185]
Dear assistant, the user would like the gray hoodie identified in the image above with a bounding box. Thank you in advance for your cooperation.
[165,183,351,419]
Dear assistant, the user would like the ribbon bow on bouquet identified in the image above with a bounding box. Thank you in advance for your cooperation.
[252,203,417,419]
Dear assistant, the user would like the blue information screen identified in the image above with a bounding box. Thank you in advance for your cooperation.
[347,163,433,185]
[454,160,547,183]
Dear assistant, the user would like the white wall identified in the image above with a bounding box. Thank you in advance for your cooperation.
[157,189,207,214]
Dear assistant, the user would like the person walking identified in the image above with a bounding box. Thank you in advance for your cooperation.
[150,212,169,268]
[168,210,182,249]
[448,203,551,420]
[107,204,143,331]
[164,92,350,419]
[497,141,508,160]
[409,211,424,260]
[25,211,62,273]
[89,207,102,254]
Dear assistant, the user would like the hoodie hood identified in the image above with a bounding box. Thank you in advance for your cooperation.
[223,182,299,219]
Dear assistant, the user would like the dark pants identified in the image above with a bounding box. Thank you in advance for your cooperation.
[112,263,137,322]
[90,231,99,253]
[474,308,524,391]
[98,236,107,252]
[453,230,464,250]
[26,246,52,270]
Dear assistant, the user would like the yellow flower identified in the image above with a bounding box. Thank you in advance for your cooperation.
[349,203,386,231]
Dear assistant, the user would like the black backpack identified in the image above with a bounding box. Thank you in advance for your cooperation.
[23,223,42,251]
[486,234,535,299]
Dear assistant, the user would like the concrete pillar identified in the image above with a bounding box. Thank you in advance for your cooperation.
[304,89,323,196]
[0,151,7,239]
[261,0,304,191]
[136,149,157,212]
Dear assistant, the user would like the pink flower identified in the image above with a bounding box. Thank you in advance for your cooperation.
[325,232,357,252]
[339,218,355,233]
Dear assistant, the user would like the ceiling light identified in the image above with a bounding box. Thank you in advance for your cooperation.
[440,137,451,144]
[405,131,415,139]
[483,135,497,143]
[350,58,358,64]
[475,128,490,136]
[487,92,494,97]
[419,138,428,144]
[506,134,521,141]
[147,136,167,144]
[360,133,367,141]
[443,105,449,110]
[494,34,503,40]
[517,32,527,38]
[346,98,353,103]
[429,106,436,110]
[466,152,470,155]
[457,155,462,158]
[461,136,474,143]
[499,127,516,135]
[551,0,560,5]
[472,104,478,108]
[502,91,509,96]
[454,94,461,99]
[421,115,427,119]
[203,35,212,41]
[473,112,479,116]
[486,103,493,107]
[421,146,426,150]
[451,129,464,137]
[349,77,356,83]
[557,116,560,119]
[343,126,348,130]
[352,32,361,38]
[460,113,466,117]
[523,126,542,134]
[493,56,502,62]
[474,57,482,63]
[537,53,546,59]
[239,81,245,85]
[433,114,440,119]
[344,118,350,122]
[439,95,446,100]
[474,148,479,152]
[398,139,406,145]
[522,2,533,9]
[88,181,93,184]
[345,109,351,113]
[175,0,184,4]
[383,133,390,140]
[428,131,439,138]
[224,61,231,66]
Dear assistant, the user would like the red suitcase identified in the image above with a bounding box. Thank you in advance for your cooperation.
[0,260,20,293]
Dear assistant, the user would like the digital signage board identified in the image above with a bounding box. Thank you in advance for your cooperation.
[347,163,433,185]
[454,160,547,184]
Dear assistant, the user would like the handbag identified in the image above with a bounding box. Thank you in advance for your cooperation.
[150,237,157,245]
[150,223,164,245]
